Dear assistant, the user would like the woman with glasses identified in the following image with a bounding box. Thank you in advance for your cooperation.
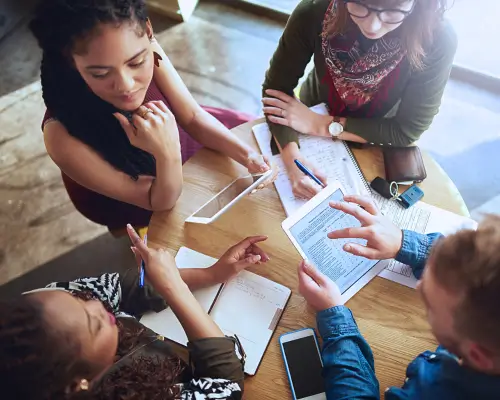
[262,0,454,199]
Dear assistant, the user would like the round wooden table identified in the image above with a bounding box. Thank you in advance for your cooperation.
[148,119,468,399]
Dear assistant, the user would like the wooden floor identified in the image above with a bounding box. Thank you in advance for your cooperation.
[0,0,499,314]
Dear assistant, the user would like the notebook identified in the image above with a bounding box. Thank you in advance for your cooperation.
[373,194,478,288]
[139,247,291,375]
[252,104,371,216]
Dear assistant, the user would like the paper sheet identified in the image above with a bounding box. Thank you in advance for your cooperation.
[373,194,478,288]
[253,104,371,216]
[139,247,221,346]
[140,247,291,376]
[210,270,291,375]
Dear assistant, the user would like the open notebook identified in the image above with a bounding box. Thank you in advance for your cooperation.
[139,247,291,375]
[253,103,371,216]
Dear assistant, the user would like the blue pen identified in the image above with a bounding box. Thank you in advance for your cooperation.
[294,159,326,188]
[139,234,148,288]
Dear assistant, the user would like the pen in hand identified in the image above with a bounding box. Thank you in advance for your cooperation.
[139,234,148,288]
[294,159,326,188]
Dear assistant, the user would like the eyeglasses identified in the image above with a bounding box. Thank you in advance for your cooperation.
[343,0,416,24]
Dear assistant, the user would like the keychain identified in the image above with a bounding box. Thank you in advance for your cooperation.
[370,177,424,209]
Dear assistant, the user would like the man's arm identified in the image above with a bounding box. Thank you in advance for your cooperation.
[326,196,444,281]
[395,230,443,280]
[318,306,380,400]
[298,261,379,400]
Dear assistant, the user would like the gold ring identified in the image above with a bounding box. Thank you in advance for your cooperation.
[141,109,153,118]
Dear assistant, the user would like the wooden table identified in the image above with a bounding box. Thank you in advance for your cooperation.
[148,119,469,399]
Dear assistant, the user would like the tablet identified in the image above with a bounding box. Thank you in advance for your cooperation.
[186,169,273,224]
[282,183,386,302]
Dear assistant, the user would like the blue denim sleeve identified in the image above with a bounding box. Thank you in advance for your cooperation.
[395,230,443,280]
[317,306,379,400]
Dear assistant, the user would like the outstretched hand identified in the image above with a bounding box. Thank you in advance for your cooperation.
[328,195,403,260]
[209,236,270,284]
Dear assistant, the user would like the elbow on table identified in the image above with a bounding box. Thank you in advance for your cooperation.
[389,120,425,147]
[394,133,418,147]
[149,190,182,212]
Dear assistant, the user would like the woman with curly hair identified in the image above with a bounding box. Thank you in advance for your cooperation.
[0,226,271,399]
[262,0,456,199]
[30,0,269,231]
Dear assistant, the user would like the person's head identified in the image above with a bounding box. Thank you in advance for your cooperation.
[417,215,500,373]
[0,290,182,399]
[329,0,449,69]
[0,290,118,398]
[30,0,154,111]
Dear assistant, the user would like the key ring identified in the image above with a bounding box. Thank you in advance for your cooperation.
[389,181,399,200]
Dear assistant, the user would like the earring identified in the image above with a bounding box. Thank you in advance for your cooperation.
[79,379,89,391]
[153,51,163,68]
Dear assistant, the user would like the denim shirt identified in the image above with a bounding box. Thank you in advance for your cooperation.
[317,230,500,399]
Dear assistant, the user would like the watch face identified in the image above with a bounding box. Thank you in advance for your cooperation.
[329,122,343,137]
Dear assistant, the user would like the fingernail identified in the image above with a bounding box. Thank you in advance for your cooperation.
[344,244,351,251]
[126,223,132,230]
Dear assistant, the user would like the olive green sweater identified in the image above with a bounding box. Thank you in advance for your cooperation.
[262,0,457,150]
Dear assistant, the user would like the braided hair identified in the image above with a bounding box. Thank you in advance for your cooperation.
[0,292,184,400]
[29,0,156,180]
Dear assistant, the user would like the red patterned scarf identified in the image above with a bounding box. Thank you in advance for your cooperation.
[321,0,405,115]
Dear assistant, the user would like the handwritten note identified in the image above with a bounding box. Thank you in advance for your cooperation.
[253,104,371,216]
[140,248,291,376]
[373,194,478,288]
[210,270,291,375]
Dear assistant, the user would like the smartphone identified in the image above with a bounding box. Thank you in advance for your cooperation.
[185,169,272,224]
[279,328,326,400]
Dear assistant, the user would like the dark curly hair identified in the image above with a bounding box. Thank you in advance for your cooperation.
[29,0,156,180]
[0,292,184,400]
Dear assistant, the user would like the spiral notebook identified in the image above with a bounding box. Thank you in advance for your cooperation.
[139,247,291,376]
[252,104,371,216]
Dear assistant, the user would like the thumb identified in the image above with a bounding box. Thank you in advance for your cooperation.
[234,254,261,271]
[298,260,317,288]
[113,112,136,140]
[301,260,328,286]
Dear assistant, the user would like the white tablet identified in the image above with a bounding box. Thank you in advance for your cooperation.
[282,183,386,303]
[186,169,273,224]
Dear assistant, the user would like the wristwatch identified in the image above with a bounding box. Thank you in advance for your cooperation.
[328,116,344,139]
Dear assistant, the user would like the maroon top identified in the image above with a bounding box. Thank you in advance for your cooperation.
[42,80,254,229]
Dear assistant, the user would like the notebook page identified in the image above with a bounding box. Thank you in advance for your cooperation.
[373,195,478,288]
[139,247,221,346]
[209,270,291,375]
[253,104,370,216]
